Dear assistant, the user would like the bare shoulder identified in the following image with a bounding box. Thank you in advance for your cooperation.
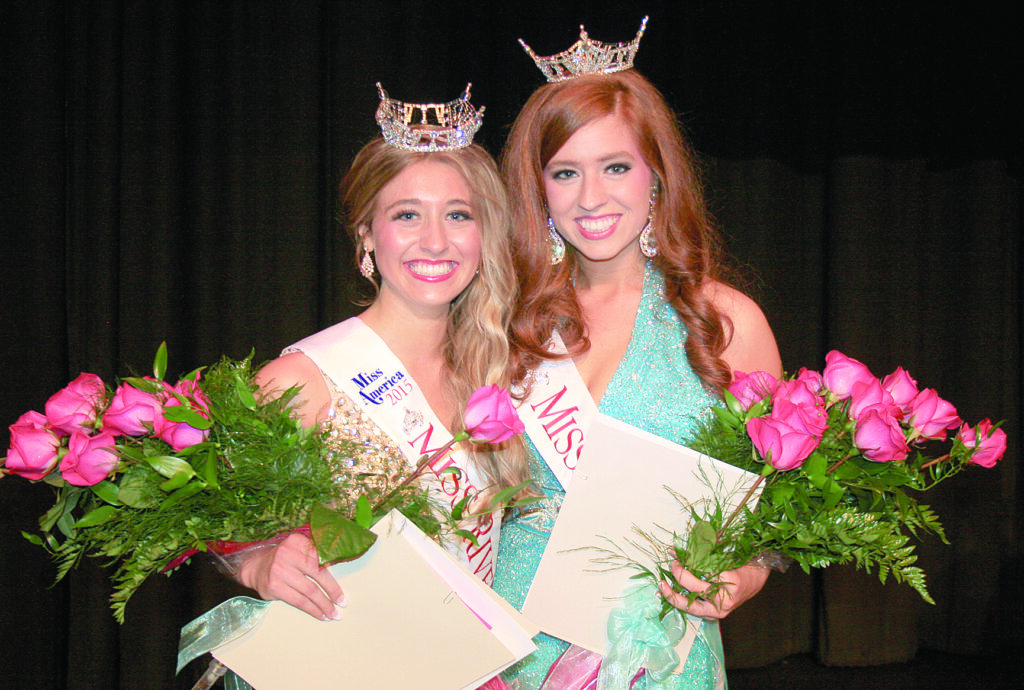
[254,351,331,428]
[702,280,783,379]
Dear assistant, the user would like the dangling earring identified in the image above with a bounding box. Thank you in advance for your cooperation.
[547,216,566,265]
[639,223,657,258]
[360,250,375,278]
[638,183,658,258]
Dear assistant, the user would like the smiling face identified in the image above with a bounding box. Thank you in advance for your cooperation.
[363,159,482,319]
[543,112,655,272]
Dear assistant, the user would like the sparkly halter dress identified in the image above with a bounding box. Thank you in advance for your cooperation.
[493,263,724,690]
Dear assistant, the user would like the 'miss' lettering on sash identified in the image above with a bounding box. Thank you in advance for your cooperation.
[285,317,498,584]
[516,332,598,490]
[406,420,497,583]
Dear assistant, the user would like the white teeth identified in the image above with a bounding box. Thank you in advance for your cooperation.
[578,216,618,233]
[407,261,456,276]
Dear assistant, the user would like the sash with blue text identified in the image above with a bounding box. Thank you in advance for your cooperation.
[286,318,499,584]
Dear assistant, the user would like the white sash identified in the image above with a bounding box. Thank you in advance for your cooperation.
[285,318,499,585]
[515,332,599,490]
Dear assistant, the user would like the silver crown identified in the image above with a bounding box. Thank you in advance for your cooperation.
[375,83,485,151]
[519,16,648,83]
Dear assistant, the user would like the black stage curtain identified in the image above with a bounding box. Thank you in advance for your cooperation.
[1,2,1019,687]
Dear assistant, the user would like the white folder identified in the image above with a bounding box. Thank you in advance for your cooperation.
[213,510,538,689]
[522,414,761,662]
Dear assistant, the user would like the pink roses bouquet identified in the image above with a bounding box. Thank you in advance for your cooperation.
[666,351,1006,603]
[2,346,525,622]
[4,370,212,489]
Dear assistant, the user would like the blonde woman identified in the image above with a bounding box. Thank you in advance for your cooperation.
[236,86,529,621]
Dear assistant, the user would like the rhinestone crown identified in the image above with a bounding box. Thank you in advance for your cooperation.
[375,83,484,152]
[519,16,648,83]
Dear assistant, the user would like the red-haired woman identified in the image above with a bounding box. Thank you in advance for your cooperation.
[494,64,782,689]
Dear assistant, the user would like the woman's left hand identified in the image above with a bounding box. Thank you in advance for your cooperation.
[658,561,769,620]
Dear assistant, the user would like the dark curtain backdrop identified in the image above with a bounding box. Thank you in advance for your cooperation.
[1,1,1019,687]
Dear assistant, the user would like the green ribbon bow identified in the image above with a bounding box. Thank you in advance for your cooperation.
[598,583,686,689]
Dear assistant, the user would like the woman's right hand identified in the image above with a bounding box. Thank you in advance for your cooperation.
[236,532,346,621]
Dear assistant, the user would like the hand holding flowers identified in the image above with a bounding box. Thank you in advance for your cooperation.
[2,345,527,622]
[236,531,347,621]
[652,351,1006,612]
[660,561,770,621]
[233,383,527,621]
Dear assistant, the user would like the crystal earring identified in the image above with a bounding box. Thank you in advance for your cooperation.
[639,185,658,258]
[360,250,375,278]
[547,217,566,265]
[639,222,657,258]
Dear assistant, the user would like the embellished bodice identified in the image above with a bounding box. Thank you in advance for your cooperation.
[597,262,720,440]
[283,316,500,583]
[320,379,411,503]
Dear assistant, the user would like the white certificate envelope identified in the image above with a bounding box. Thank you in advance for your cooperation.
[213,510,537,690]
[522,414,761,660]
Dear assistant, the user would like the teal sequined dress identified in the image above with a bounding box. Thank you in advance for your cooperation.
[493,263,723,689]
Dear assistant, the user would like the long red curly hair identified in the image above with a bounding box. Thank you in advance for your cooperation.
[503,70,732,394]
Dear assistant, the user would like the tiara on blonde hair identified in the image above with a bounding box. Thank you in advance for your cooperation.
[518,16,648,82]
[375,82,485,151]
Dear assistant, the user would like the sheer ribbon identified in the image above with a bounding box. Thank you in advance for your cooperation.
[599,583,685,688]
[177,596,269,674]
[537,583,692,690]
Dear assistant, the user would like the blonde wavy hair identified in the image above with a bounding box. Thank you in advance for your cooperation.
[339,139,529,491]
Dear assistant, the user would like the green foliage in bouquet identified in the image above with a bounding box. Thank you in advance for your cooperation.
[686,399,940,602]
[613,353,1006,610]
[6,346,508,622]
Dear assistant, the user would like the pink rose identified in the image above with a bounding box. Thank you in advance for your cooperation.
[153,376,211,450]
[795,367,824,394]
[848,379,898,422]
[853,406,909,462]
[163,376,211,414]
[728,371,778,411]
[153,416,208,451]
[45,372,107,434]
[59,429,119,486]
[907,388,960,441]
[746,413,819,470]
[957,419,1006,468]
[772,397,828,439]
[881,367,919,414]
[774,378,825,410]
[463,385,525,443]
[103,382,164,436]
[4,410,62,480]
[822,351,875,400]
